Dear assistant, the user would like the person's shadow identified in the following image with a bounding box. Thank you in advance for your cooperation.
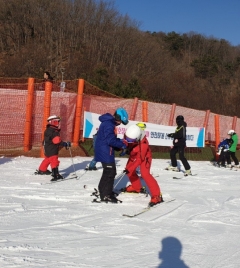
[158,237,189,268]
[0,157,12,165]
[60,160,91,176]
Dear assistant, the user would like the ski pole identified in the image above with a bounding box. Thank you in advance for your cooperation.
[76,169,88,180]
[113,171,126,190]
[68,146,78,178]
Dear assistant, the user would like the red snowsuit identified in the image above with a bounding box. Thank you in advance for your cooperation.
[125,135,161,197]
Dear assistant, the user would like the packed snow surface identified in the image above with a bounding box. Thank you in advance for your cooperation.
[0,156,240,268]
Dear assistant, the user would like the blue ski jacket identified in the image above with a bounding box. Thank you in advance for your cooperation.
[218,138,233,150]
[95,113,125,163]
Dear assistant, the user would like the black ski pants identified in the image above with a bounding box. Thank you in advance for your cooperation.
[170,145,191,171]
[98,162,117,200]
[217,150,227,166]
[226,151,239,165]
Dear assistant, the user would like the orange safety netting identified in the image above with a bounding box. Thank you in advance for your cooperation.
[0,89,76,149]
[0,78,239,150]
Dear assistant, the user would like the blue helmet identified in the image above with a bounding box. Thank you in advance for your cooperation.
[114,107,129,125]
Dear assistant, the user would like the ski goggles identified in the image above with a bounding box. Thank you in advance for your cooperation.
[124,134,138,143]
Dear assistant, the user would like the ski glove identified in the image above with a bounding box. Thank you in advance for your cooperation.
[121,139,128,148]
[119,148,128,157]
[167,133,174,138]
[62,141,71,149]
[122,143,127,150]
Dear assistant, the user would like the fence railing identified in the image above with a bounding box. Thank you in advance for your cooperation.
[0,77,239,156]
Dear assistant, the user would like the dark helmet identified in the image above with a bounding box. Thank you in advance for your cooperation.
[114,107,129,125]
[176,115,184,124]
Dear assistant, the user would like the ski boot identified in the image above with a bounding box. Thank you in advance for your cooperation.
[51,167,64,181]
[184,169,192,176]
[149,194,163,207]
[165,166,179,172]
[101,195,118,203]
[121,185,147,194]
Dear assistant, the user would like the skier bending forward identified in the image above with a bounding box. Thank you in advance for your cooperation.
[123,123,163,207]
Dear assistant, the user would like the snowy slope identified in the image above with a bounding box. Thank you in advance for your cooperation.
[0,156,240,268]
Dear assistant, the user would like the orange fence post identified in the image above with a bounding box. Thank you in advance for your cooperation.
[232,116,237,130]
[82,106,86,142]
[203,110,210,143]
[214,114,220,160]
[40,81,52,157]
[203,110,210,130]
[24,77,35,152]
[168,103,176,126]
[130,97,138,120]
[142,101,148,122]
[72,79,84,146]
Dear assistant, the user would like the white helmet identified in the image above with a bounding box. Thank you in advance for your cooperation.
[125,125,142,142]
[228,129,235,135]
[47,115,61,128]
[47,115,61,121]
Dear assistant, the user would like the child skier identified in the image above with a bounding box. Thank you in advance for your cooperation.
[122,123,163,207]
[35,115,71,181]
[215,138,233,167]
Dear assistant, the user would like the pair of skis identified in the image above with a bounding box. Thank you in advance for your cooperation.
[41,169,89,185]
[91,188,123,203]
[90,188,176,218]
[172,173,198,179]
[164,167,197,179]
[122,198,176,218]
[209,162,239,171]
[41,174,78,185]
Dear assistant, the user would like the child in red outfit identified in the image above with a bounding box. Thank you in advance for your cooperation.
[35,115,70,181]
[123,123,162,207]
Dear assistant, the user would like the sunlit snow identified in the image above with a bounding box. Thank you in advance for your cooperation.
[0,156,240,268]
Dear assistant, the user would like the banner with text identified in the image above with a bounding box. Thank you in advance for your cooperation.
[83,111,205,147]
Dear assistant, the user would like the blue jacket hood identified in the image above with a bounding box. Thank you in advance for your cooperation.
[99,113,116,124]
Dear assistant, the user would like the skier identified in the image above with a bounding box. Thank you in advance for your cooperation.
[94,107,129,203]
[166,115,192,176]
[35,115,71,181]
[226,129,239,168]
[85,131,98,171]
[215,138,233,167]
[122,123,163,207]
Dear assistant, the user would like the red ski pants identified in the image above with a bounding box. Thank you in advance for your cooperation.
[126,158,161,197]
[38,155,60,171]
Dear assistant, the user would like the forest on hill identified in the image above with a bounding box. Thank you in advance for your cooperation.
[0,0,240,116]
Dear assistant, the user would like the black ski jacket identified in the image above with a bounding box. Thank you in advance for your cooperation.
[171,119,187,147]
[43,125,62,157]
